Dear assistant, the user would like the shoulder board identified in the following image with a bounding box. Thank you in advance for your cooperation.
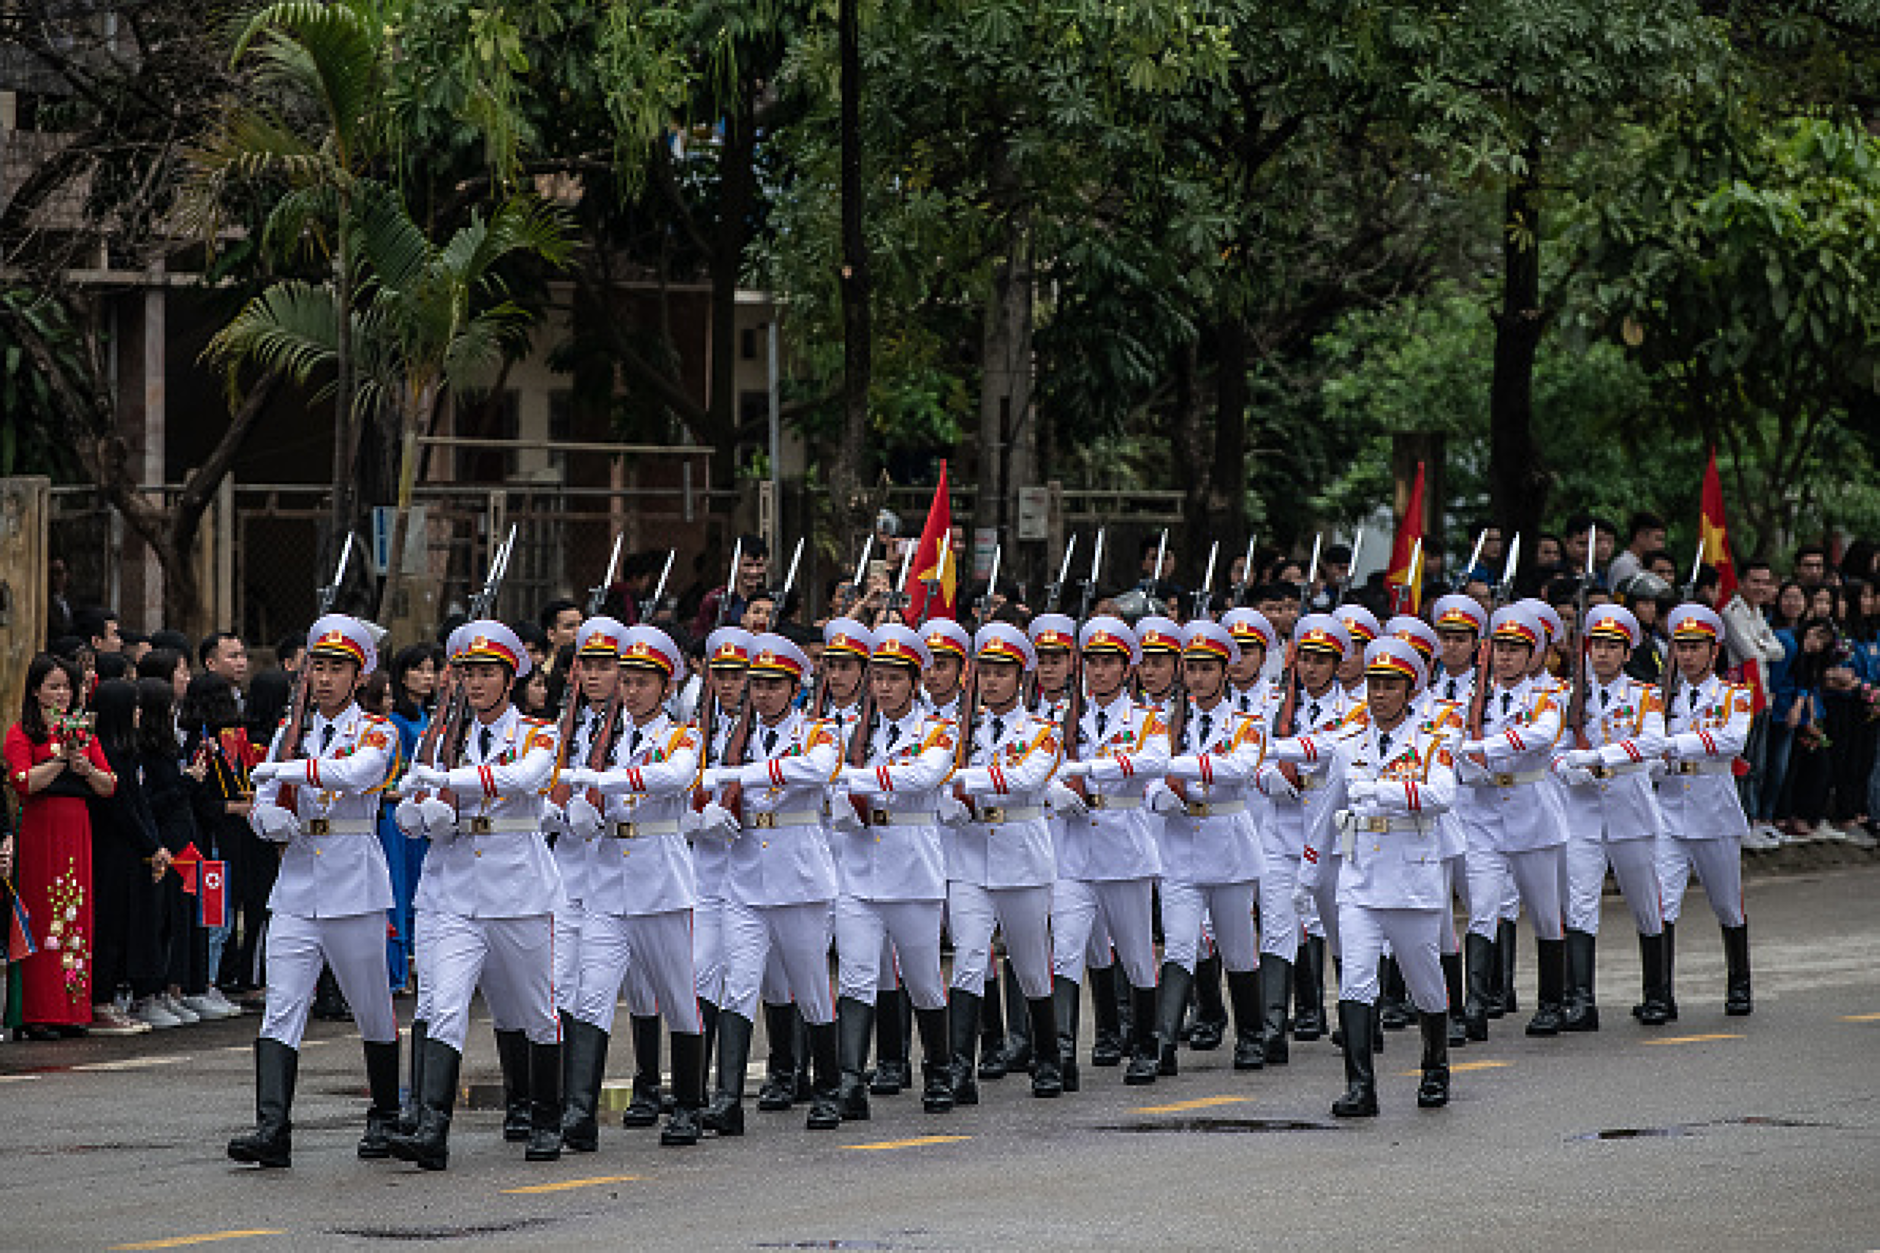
[361,713,389,725]
[520,716,552,728]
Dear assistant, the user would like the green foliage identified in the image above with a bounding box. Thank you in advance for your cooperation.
[0,291,84,479]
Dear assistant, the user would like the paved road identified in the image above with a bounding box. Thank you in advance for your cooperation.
[5,864,1879,1252]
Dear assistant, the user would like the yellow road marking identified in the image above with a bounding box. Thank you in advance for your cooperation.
[843,1135,972,1151]
[111,1231,284,1250]
[73,1055,192,1073]
[1133,1095,1250,1114]
[1395,1060,1512,1077]
[1841,1013,1880,1023]
[1644,1033,1744,1046]
[502,1174,641,1194]
[0,1074,41,1085]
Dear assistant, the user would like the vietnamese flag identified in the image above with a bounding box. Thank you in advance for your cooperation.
[904,461,958,624]
[1701,447,1758,710]
[1385,461,1427,614]
[171,842,204,895]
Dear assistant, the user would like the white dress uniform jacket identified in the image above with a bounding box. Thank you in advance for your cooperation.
[716,709,841,906]
[423,708,562,917]
[1457,677,1567,852]
[837,708,954,901]
[1554,675,1668,842]
[1155,704,1266,886]
[950,706,1060,888]
[587,711,701,914]
[255,703,397,919]
[1059,693,1168,881]
[1303,720,1460,911]
[1658,675,1752,841]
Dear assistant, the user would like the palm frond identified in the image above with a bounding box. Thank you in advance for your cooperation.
[233,0,384,167]
[261,184,340,264]
[201,281,341,399]
[354,179,435,295]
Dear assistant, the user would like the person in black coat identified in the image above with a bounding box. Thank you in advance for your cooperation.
[85,680,172,1035]
[134,677,213,1026]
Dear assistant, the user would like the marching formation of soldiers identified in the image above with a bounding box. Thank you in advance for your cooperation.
[225,531,1757,1170]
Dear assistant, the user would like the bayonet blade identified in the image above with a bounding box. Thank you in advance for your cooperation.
[1305,534,1323,591]
[651,548,676,607]
[781,537,805,600]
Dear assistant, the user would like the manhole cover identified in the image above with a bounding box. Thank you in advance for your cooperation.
[332,1217,554,1241]
[1098,1118,1337,1133]
[1569,1126,1694,1141]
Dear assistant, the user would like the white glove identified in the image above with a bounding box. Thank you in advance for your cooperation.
[828,789,865,833]
[251,803,300,844]
[1456,753,1488,784]
[1459,740,1488,759]
[1058,759,1092,779]
[394,798,428,838]
[698,766,732,791]
[840,766,882,793]
[936,792,971,826]
[1346,779,1379,808]
[699,801,740,840]
[404,764,443,791]
[1647,758,1669,781]
[679,807,704,837]
[1565,748,1602,771]
[1147,783,1183,816]
[1261,766,1300,802]
[1047,780,1088,818]
[1298,852,1323,892]
[567,796,605,840]
[560,767,595,791]
[248,760,282,784]
[419,797,458,840]
[1559,765,1595,787]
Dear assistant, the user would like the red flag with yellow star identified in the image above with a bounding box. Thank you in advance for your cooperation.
[1700,448,1737,605]
[904,462,957,623]
[1385,461,1426,614]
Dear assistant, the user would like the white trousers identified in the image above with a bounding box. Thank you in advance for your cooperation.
[553,901,586,1017]
[412,908,437,1024]
[1305,868,1342,960]
[260,912,398,1047]
[1441,856,1466,955]
[835,896,946,1009]
[1052,877,1157,988]
[719,899,834,1024]
[575,908,702,1035]
[1160,881,1259,974]
[426,911,559,1052]
[1336,904,1446,1011]
[1467,845,1565,940]
[1257,832,1302,962]
[693,895,726,1007]
[1565,837,1664,936]
[1658,836,1745,928]
[947,883,1053,999]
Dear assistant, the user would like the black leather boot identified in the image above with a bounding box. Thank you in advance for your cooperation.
[228,1038,297,1167]
[758,1002,800,1111]
[1378,956,1413,1030]
[871,989,910,1096]
[1052,978,1081,1093]
[1330,1001,1378,1117]
[1027,995,1063,1097]
[1293,937,1326,1040]
[1562,929,1600,1031]
[1463,932,1493,1041]
[397,1019,428,1135]
[1497,918,1520,1015]
[1416,1011,1450,1108]
[949,991,982,1105]
[916,1005,954,1113]
[837,995,875,1120]
[1190,953,1228,1050]
[525,1040,562,1161]
[792,1008,814,1101]
[1115,968,1136,1048]
[977,972,1008,1079]
[701,1011,751,1136]
[805,1020,842,1130]
[1153,961,1194,1077]
[1442,951,1468,1046]
[1663,920,1678,1021]
[1226,968,1264,1070]
[1635,931,1671,1026]
[1000,956,1033,1074]
[559,1019,609,1152]
[622,1014,663,1127]
[1526,936,1566,1036]
[1723,923,1753,1016]
[359,1038,401,1160]
[387,1038,459,1170]
[494,1028,531,1142]
[1259,953,1292,1064]
[662,1031,705,1145]
[1088,965,1124,1066]
[699,999,720,1090]
[1124,983,1161,1085]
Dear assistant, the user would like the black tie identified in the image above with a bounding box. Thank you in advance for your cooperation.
[479,726,494,761]
[1689,689,1699,710]
[1600,688,1610,708]
[1308,702,1320,725]
[991,717,1005,744]
[319,723,334,754]
[1198,713,1213,747]
[1446,678,1458,701]
[1379,732,1391,758]
[1095,710,1108,739]
[884,724,901,754]
[763,727,778,756]
[1500,692,1512,716]
[627,727,643,757]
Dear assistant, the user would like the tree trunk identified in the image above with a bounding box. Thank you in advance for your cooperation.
[1488,153,1549,553]
[828,0,873,542]
[327,204,357,578]
[375,381,437,625]
[977,137,1032,571]
[1170,338,1205,602]
[1208,311,1249,566]
[707,90,759,497]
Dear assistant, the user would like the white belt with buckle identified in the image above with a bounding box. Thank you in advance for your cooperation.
[743,810,823,830]
[1182,799,1247,819]
[1673,759,1733,776]
[464,817,540,834]
[1472,768,1545,788]
[1356,815,1432,835]
[1085,795,1142,812]
[614,819,680,839]
[303,818,375,836]
[862,809,939,829]
[1590,760,1651,779]
[971,804,1045,825]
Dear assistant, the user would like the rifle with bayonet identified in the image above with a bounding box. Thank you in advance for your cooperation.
[1061,528,1105,775]
[1228,533,1257,609]
[953,543,1002,772]
[843,541,917,818]
[272,533,356,812]
[1466,531,1521,742]
[1568,524,1596,751]
[1660,536,1706,717]
[554,534,631,808]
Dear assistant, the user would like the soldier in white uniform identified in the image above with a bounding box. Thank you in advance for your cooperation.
[390,622,563,1170]
[696,634,843,1133]
[560,625,708,1147]
[1253,614,1358,1061]
[830,624,958,1117]
[1652,603,1753,1018]
[1053,617,1169,1087]
[231,615,400,1168]
[539,616,624,1146]
[1268,638,1460,1116]
[1145,620,1268,1074]
[692,627,754,1088]
[939,622,1065,1101]
[1552,604,1672,1028]
[1454,605,1570,1038]
[922,619,972,722]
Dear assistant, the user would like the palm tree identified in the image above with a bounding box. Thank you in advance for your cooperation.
[204,181,570,621]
